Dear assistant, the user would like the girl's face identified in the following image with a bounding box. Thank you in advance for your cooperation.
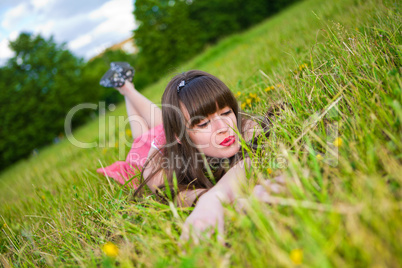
[181,104,240,158]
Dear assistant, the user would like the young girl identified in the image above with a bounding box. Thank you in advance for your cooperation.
[98,65,272,242]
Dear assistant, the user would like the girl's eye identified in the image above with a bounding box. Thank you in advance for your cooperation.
[222,110,232,115]
[195,110,232,128]
[197,121,209,128]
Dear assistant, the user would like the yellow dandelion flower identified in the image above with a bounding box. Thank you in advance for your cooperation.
[264,87,271,92]
[290,249,303,265]
[102,242,119,258]
[333,137,343,147]
[3,223,6,228]
[299,64,308,71]
[241,103,246,110]
[126,129,132,137]
[256,97,261,102]
[236,91,242,97]
[267,168,272,174]
[41,195,46,200]
[316,154,323,161]
[246,99,252,104]
[276,84,282,88]
[249,93,257,99]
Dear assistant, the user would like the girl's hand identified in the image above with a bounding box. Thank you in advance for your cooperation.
[179,158,251,244]
[253,175,285,202]
[235,175,286,212]
[180,193,224,244]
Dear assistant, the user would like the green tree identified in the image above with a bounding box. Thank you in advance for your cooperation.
[134,0,203,83]
[0,33,91,171]
[132,0,300,88]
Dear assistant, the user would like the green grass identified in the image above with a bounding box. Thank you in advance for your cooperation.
[1,0,401,266]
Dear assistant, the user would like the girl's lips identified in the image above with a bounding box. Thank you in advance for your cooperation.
[220,136,235,146]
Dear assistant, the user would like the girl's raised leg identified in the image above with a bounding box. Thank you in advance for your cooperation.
[118,81,163,129]
[123,96,149,140]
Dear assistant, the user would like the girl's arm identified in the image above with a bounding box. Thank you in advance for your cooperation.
[176,189,208,207]
[144,145,273,244]
[180,158,251,243]
[143,147,208,207]
[142,146,165,193]
[168,157,252,207]
[180,158,285,243]
[198,157,251,204]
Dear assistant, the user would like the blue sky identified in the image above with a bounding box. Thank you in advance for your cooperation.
[0,0,136,64]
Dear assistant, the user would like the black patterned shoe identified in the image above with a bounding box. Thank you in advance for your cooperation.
[110,62,135,81]
[99,62,135,88]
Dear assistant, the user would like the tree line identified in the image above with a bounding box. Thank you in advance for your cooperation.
[0,0,298,171]
[132,0,298,88]
[0,34,133,171]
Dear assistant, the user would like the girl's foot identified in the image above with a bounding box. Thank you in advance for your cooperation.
[111,62,134,82]
[99,62,134,88]
[115,80,135,96]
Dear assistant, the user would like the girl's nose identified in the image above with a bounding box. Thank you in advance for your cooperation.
[214,117,229,133]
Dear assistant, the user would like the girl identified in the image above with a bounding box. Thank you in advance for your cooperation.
[98,65,272,242]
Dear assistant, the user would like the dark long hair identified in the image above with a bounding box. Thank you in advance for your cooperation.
[134,70,268,203]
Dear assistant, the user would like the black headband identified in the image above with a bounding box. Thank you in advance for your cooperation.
[177,80,186,93]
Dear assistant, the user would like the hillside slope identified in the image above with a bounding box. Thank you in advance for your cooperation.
[0,0,401,266]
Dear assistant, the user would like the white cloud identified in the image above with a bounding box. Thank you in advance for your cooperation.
[31,0,53,10]
[0,38,14,60]
[9,31,19,41]
[69,34,93,50]
[84,43,110,59]
[1,3,30,30]
[33,20,55,37]
[89,0,135,38]
[89,0,133,20]
[67,0,135,59]
[0,0,136,64]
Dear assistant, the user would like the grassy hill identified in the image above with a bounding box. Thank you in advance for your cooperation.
[1,0,401,266]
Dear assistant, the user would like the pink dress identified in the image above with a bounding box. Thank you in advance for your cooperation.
[96,123,166,188]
